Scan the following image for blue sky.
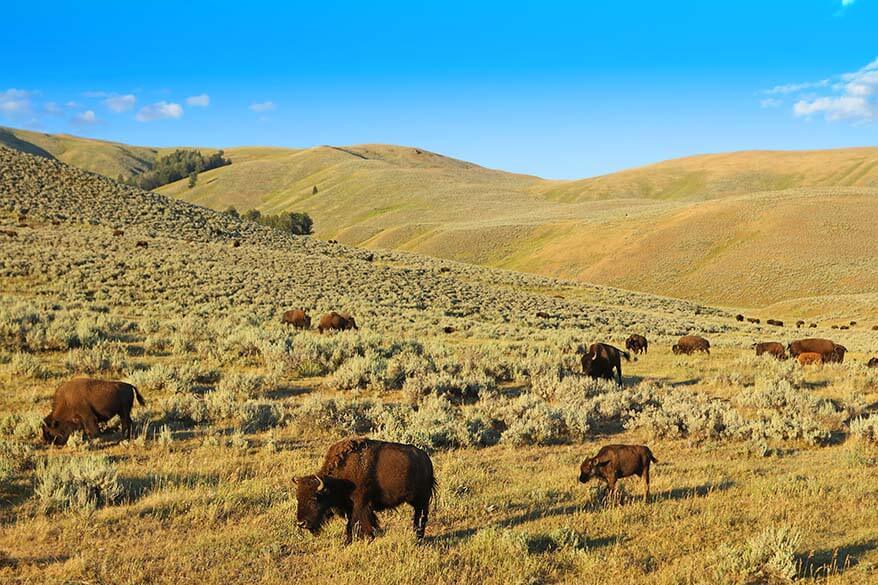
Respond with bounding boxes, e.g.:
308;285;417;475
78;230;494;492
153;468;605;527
2;0;877;178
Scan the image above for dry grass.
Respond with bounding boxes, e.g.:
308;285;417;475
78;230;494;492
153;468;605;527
1;147;877;583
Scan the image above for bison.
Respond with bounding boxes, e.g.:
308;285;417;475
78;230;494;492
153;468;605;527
579;444;658;503
281;309;311;330
135;240;149;249
672;335;710;355
753;342;786;360
747;317;761;324
788;338;845;363
735;314;745;322
317;311;358;333
867;357;878;368
581;342;630;386
766;319;784;327
42;378;146;445
293;438;436;543
625;334;648;355
796;320;805;329
112;229;125;237
797;352;823;366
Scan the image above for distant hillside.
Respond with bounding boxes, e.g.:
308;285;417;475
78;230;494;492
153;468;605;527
539;148;878;202
0;126;158;178
4;127;878;311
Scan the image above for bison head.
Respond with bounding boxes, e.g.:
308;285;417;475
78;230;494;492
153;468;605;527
348;317;358;330
578;457;606;483
293;475;341;534
41;415;79;446
672;344;682;355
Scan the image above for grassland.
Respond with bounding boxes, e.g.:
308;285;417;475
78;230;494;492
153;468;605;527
1;147;878;583
4;127;878;311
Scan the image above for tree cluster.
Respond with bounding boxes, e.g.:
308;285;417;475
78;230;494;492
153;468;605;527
126;149;231;190
225;207;314;236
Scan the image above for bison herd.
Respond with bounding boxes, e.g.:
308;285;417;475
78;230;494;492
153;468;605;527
31;311;878;545
281;309;358;333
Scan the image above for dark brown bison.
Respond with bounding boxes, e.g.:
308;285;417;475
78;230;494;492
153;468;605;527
112;229;125;237
317;311;358;333
753;342;786;360
796;320;805;328
535;311;552;319
672;335;710;355
0;229;17;237
797;352;823;366
579;444;658;503
293;438;436;543
625;334;648;355
442;325;456;334
135;240;149;249
766;319;784;327
581;343;630;385
867;357;878;368
735;314;745;322
281;309;311;329
42;378;146;445
747;317;761;324
232;240;241;248
810;323;818;328
788;338;845;363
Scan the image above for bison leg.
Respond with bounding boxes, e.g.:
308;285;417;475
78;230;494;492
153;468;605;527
642;467;650;503
351;497;378;540
615;363;623;386
412;502;429;539
119;411;133;439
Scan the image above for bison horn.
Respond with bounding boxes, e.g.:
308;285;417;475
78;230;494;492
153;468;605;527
315;475;325;492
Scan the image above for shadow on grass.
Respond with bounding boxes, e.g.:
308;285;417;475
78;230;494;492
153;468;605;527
121;470;221;504
0;551;70;569
654;479;736;502
799;540;878;578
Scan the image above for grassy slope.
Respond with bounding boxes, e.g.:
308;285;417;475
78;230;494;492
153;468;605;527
4;126;878;310
1;148;877;583
161;144;878;311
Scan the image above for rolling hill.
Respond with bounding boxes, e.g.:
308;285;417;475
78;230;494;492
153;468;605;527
3;126;877;312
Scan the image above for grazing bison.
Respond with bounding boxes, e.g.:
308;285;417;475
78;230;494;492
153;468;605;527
579;444;658;503
747;317;761;324
753;342;786;360
625;334;648;355
797;352;823;366
810;323;818;328
867;357;878;368
581;343;630;386
112;229;125;237
788;338;845;363
672;335;710;355
294;438;436;543
42;378;146;445
281;309;311;329
535;311;552;319
735;314;745;322
442;325;456;334
796;320;805;329
766;319;784;327
135;240;148;249
317;311;358;333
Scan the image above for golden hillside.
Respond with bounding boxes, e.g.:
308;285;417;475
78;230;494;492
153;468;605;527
4;127;877;310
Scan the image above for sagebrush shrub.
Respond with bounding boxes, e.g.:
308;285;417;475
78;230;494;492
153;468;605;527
35;455;123;511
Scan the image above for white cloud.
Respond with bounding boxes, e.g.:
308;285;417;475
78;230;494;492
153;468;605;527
842;0;856;6
43;102;63;115
760;98;782;109
104;94;136;112
249;101;276;112
764;57;878;122
71;110;100;126
135;101;183;122
82;90;110;98
761;80;829;96
186;94;210;107
0;88;34;118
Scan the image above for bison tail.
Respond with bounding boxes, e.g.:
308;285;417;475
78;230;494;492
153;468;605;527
649;451;658;464
133;386;147;406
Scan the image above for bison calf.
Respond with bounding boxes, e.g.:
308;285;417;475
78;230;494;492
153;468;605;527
579;444;658;503
797;352;823;366
43;378;146;445
294;438;435;544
